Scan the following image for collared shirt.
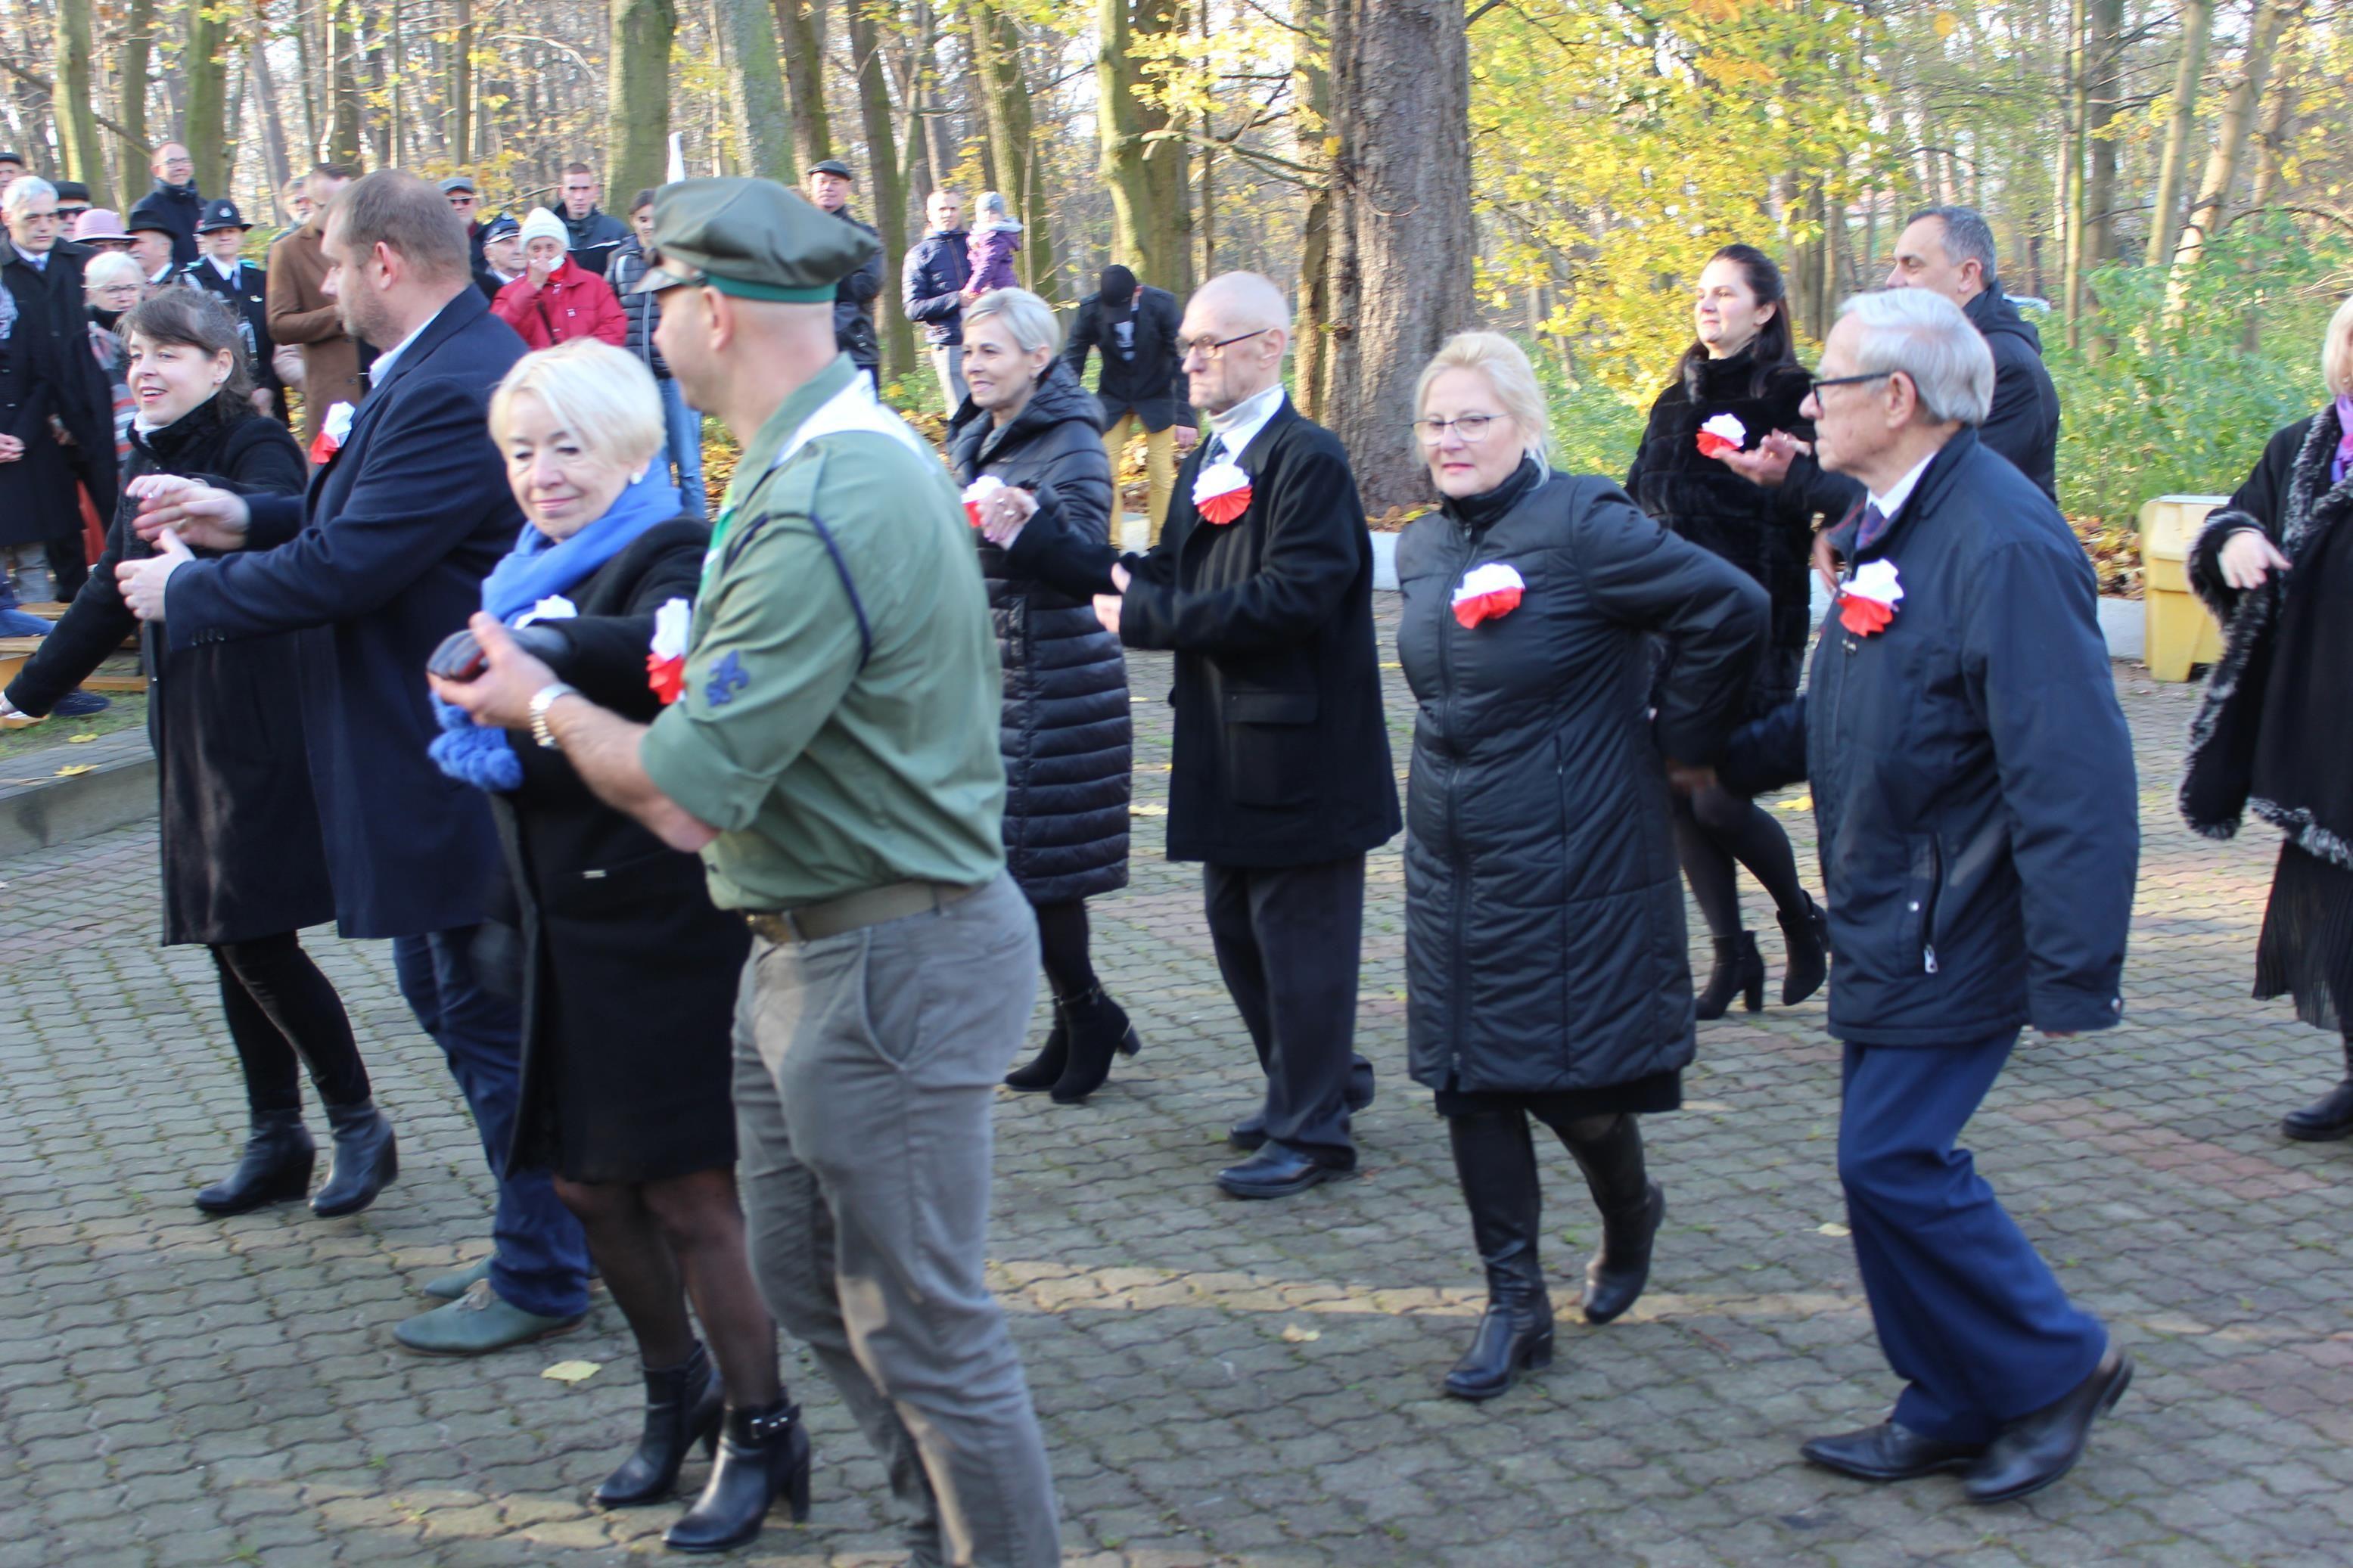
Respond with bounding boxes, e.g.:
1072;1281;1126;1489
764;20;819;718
1205;381;1284;461
204;254;240;282
14;244;47;271
639;352;1009;910
1867;449;1938;523
365;298;452;386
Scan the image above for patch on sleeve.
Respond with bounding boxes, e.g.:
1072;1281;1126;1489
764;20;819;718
703;650;750;708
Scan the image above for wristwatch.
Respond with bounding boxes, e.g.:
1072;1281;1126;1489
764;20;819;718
528;682;580;750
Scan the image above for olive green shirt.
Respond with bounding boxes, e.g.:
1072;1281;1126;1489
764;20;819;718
639;354;1007;908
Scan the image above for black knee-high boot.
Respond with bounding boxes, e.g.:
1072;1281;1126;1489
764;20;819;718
1443;1110;1555;1401
1559;1113;1665;1325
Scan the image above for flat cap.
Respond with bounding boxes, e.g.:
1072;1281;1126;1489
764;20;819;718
633;177;876;300
439;175;477;194
196;197;250;232
807;158;854;181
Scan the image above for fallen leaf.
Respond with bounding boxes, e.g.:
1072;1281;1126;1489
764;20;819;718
1130;803;1167;816
1817;1222;1851;1237
1280;1325;1321;1343
68;733;97;743
541;1359;602;1383
54;764;95;778
1776;794;1814;812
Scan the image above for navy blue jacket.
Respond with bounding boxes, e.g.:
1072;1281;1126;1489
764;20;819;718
1965;287;2060;501
1719;427;2136;1045
129;180;204;267
901;229;971;347
161;287;527;939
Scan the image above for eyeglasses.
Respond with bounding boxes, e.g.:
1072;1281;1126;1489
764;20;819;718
1176;328;1270;363
1807;370;1895;396
1413;413;1504;446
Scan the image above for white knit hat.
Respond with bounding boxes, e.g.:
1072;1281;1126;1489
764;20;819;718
519;206;570;254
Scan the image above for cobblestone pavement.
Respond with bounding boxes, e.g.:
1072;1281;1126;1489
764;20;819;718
5;605;2351;1568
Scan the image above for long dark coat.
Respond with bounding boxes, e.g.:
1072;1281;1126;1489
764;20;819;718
1720;428;2138;1046
1395;463;1767;1093
1624;347;1861;710
1008;399;1400;867
160;287;527;939
2181;408;2353;864
4;400;328;945
950;365;1132;905
484;520;750;1183
1;241;118;546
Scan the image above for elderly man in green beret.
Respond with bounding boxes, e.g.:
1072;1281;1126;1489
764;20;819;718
433;176;1060;1564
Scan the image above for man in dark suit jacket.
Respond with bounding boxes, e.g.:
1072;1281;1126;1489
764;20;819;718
116;171;591;1357
1061;265;1193;545
1;178;114;601
1711;287;2135;1505
1012;272;1400;1198
180;198;282;423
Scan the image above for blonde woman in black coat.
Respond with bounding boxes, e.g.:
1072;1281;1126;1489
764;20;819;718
2184;293;2353;1142
2;289;393;1219
1396;332;1765;1400
956;287;1139;1104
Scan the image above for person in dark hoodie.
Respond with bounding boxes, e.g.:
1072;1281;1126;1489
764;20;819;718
126;141;204;268
556;162;629;279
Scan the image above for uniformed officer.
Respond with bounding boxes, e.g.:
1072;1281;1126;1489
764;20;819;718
181;197;281;422
432;176;1061;1566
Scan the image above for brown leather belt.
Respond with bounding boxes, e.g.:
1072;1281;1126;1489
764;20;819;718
743;880;983;945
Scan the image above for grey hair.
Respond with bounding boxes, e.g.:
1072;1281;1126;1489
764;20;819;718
83;251;145;290
2;176;58;220
965;287;1061;357
1909;204;1999;287
1839;289;1994;426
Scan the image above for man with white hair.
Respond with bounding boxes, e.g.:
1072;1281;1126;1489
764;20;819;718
2;175;115;600
1700;287;2138;1504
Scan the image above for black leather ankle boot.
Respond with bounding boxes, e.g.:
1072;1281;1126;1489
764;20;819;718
312;1098;398;1218
195;1108;315;1215
664;1399;812;1552
1049;986;1142;1104
2283;1038;2353;1141
1003;1000;1070;1091
1565;1114;1665;1325
1696;931;1765;1020
595;1343;723;1507
1443;1110;1556;1401
1779;895;1829;1006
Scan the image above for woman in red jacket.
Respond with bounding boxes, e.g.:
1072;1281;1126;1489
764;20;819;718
492;207;626;350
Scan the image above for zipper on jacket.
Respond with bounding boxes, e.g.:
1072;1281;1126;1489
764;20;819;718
1920;836;1943;975
1440;519;1472;1073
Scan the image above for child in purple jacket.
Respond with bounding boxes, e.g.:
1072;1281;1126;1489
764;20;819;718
965;191;1024;297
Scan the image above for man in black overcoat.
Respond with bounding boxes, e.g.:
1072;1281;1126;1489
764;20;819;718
114;171;592;1356
126;141;204;269
2;176;114;601
1015;271;1400;1198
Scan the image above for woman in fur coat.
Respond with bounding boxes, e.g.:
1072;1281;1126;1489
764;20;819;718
2182;293;2353;1140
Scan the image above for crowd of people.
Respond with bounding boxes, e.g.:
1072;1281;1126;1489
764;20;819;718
4;128;2351;1562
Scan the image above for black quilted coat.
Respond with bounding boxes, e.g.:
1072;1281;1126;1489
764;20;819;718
1395;461;1767;1092
950;365;1132;904
1624;347;1861;713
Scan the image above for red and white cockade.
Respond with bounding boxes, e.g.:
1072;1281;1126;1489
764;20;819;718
1695;411;1748;459
1192;459;1253;525
1838;558;1904;636
1450;562;1526;629
308;400;355;464
646;596;692;704
962;474;1007;529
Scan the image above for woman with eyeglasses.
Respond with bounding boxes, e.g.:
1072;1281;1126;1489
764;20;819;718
1624;244;1855;1020
1396;331;1766;1400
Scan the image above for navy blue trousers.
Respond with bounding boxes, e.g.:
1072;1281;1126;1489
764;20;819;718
1839;1031;2107;1445
393;927;590;1319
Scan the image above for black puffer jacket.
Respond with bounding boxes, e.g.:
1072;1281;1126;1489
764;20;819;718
1396;461;1767;1092
950;364;1132;904
1720;428;2137;1047
608;237;670;378
1965;287;2060;501
1625;347;1861;710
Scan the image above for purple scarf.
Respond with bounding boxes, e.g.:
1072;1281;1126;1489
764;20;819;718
2334;393;2353;487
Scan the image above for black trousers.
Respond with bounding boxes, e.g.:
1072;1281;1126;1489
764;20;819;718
1202;854;1375;1166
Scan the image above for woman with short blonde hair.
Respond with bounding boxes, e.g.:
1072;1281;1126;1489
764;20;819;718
487;337;665;472
1393;329;1767;1401
2184;293;2353;1144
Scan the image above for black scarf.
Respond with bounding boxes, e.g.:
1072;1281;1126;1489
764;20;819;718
1441;454;1543;533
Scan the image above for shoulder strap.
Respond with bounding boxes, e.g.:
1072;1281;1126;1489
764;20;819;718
723;449;875;673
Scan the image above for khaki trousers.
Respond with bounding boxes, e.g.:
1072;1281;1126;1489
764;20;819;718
1102;413;1178;546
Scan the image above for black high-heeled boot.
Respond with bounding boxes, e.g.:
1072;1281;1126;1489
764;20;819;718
1442;1110;1555;1402
595;1343;723;1507
1563;1113;1665;1326
195;1108;315;1215
1049;986;1142;1104
1695;931;1765;1020
2283;1036;2353;1141
1780;896;1830;1006
664;1399;813;1553
312;1098;399;1218
1002;999;1069;1092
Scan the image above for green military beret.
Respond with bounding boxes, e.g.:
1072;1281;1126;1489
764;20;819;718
632;176;878;302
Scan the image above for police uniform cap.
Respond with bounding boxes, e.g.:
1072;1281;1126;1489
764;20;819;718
482;214;521;241
196;198;250;233
632;177;877;301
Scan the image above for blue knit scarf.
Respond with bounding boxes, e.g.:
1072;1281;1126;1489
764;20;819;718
430;469;682;792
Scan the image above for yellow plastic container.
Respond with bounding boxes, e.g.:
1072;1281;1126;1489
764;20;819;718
2139;494;2230;682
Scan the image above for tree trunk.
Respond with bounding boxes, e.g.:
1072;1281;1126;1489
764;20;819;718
1292;0;1333;424
251;33;292;202
117;0;156;203
328;0;364;166
2083;0;2122;269
452;0;474;164
608;0;674;203
2058;0;2087;343
711;0;793;178
2165;0;2300;312
1323;0;1472;516
52;0;112;208
847;0;915;383
773;0;831;174
1097;0;1185;288
968;2;1055;300
2143;0;2209;266
185;0;235;195
2243;17;2302;216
